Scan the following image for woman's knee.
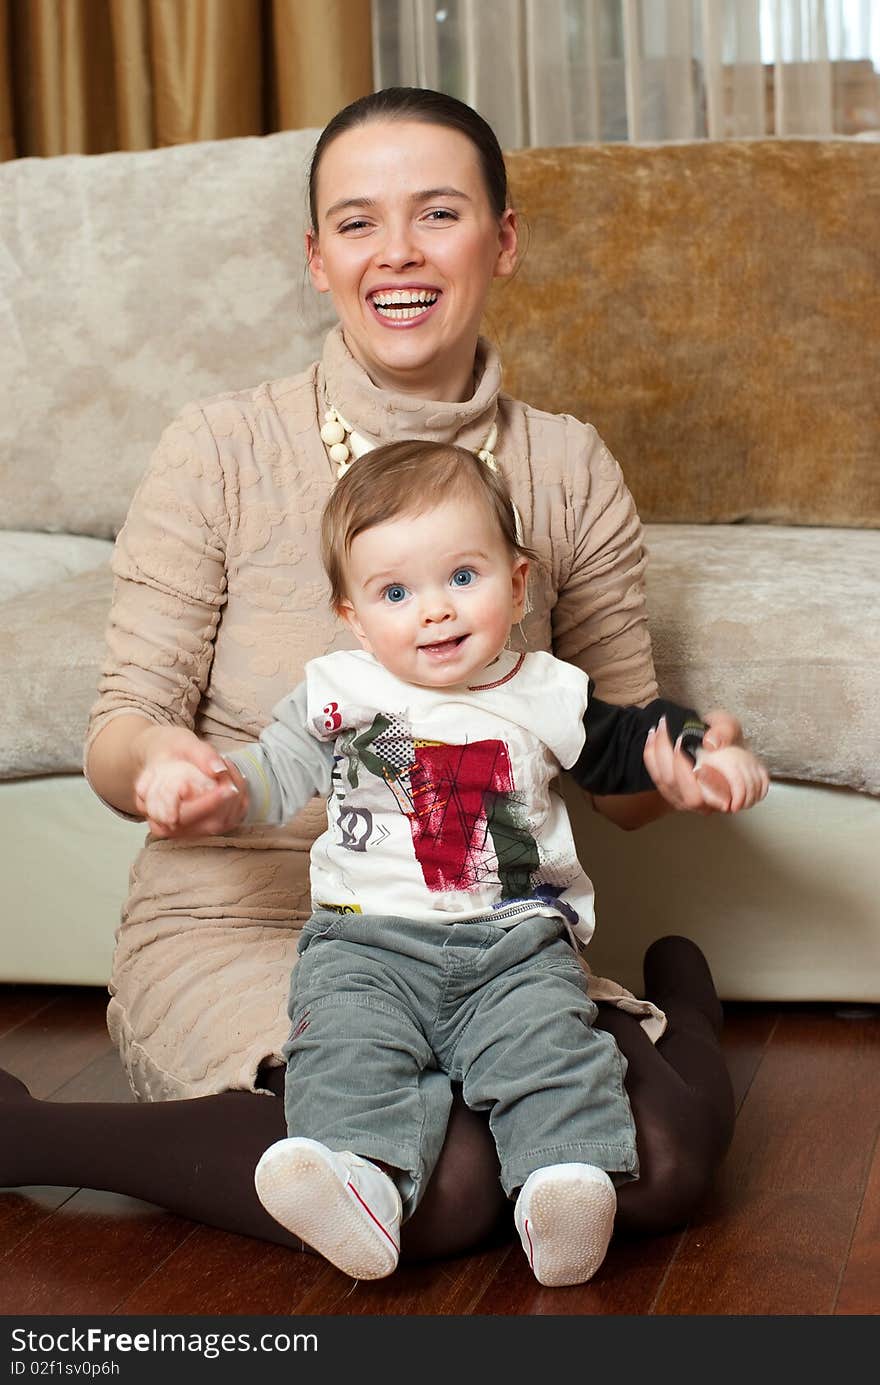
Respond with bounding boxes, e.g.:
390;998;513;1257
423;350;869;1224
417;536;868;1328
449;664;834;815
400;1091;508;1262
593;1004;733;1235
615;1108;722;1236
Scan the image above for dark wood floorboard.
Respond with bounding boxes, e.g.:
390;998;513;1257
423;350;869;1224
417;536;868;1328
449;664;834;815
117;1226;329;1316
0;1190;195;1314
1;987;877;1315
471;1224;685;1315
718;1004;778;1110
296;1243;518;1315
52;1048;136;1103
0;987;61;1036
835;1129;880;1315
0;1187;78;1260
0;988;114;1098
653;1009;880;1314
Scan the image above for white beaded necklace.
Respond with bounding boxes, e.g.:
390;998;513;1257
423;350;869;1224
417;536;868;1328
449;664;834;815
320;406;500;480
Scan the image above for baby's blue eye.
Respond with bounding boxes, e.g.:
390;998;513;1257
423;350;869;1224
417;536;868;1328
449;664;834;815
384;584;408;604
451;568;475;587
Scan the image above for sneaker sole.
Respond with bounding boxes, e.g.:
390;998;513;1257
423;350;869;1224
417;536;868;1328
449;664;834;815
254;1143;399;1280
521;1172;616;1286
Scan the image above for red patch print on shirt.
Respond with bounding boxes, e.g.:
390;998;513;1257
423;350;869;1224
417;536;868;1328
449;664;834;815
408;739;514;892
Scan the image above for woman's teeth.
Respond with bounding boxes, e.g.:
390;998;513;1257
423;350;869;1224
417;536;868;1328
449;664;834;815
371;290;438;320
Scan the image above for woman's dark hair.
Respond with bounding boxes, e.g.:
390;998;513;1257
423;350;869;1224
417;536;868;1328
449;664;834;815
308;87;509;230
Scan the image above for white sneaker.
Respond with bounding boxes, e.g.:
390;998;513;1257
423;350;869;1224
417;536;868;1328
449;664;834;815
254;1137;402;1279
514;1163;617;1286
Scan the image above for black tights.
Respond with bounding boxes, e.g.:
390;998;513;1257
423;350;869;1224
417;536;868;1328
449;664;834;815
0;937;734;1259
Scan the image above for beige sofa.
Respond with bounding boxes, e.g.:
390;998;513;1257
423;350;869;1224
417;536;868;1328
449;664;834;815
1;132;878;999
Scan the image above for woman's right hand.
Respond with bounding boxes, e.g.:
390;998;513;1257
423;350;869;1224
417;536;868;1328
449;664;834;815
131;725;248;838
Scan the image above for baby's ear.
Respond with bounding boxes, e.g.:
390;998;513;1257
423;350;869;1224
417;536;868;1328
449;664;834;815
511;556;530;621
337;599;372;653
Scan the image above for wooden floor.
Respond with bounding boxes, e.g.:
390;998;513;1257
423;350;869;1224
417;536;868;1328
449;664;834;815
1;984;878;1316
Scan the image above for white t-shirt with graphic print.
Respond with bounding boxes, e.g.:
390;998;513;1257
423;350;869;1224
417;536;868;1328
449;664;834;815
231;647;597;946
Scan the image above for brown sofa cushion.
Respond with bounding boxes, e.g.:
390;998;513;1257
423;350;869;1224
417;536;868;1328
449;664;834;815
490;140;880;528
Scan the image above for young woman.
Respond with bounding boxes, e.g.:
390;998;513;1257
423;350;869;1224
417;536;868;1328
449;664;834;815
1;88;738;1258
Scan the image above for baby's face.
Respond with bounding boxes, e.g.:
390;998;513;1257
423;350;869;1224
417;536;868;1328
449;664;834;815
338;497;528;689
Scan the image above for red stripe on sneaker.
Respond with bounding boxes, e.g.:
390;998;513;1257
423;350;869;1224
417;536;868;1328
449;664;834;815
347;1180;399;1251
524;1218;535;1268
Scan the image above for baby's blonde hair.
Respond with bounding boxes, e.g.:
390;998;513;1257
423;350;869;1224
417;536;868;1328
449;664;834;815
321;439;536;612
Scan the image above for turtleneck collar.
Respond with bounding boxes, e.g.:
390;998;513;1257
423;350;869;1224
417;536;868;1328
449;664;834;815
317;323;503;454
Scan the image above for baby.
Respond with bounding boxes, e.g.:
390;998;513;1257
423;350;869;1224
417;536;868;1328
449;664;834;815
136;439;768;1285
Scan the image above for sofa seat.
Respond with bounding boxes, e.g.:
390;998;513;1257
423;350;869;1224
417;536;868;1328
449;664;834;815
0;559;113;778
0;530;112;602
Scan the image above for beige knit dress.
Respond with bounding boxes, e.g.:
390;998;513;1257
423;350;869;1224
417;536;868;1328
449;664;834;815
86;326;661;1102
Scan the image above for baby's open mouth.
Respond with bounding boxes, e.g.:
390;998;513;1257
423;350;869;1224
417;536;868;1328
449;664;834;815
420;635;467;653
369;289;439;321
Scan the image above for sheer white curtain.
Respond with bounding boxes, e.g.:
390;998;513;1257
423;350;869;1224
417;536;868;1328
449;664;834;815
372;0;880;145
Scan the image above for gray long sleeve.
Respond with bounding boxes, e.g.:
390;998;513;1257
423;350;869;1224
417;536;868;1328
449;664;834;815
225;682;333;826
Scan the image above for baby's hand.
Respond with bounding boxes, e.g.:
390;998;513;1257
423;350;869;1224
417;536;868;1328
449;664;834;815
131;726;248;837
135;758;247;837
693;744;769;813
135;759;221;831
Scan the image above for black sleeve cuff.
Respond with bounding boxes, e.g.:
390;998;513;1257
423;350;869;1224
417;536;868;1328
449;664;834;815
568;685;707;795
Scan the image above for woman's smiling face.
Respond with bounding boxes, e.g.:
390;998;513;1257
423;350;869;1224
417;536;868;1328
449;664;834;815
306;119;517;403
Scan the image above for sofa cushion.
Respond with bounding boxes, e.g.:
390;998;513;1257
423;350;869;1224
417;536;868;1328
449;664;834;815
645;523;880;796
0;531;113;603
0;129;338;541
492;139;880;528
0;564;114;779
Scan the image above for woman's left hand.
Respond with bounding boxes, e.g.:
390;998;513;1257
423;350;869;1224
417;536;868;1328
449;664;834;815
642;707;744;815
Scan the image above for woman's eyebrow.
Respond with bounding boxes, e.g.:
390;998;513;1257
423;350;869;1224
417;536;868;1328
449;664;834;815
414;187;471;203
323;196;378;219
324;188;472;220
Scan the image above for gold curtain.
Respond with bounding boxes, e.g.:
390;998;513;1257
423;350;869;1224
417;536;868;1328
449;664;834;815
1;0;374;159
